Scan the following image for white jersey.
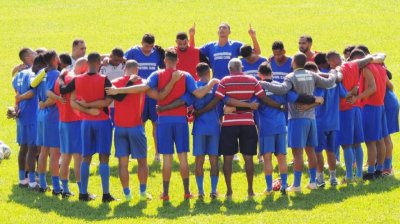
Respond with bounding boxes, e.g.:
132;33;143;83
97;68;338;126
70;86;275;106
99;63;125;108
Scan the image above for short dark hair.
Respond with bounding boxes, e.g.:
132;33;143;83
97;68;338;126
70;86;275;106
142;33;155;45
43;50;57;65
304;61;319;72
59;53;72;66
19;48;31;62
272;41;284;50
314;53;327;66
111;48;124;58
164;47;178;61
300;35;313;43
33;54;46;67
176;32;188;40
72;39;85;48
356;45;370;54
240;45;252;58
196;63;210;76
343;45;356;55
326;51;341;60
258;62;272;75
87;52;101;63
293;52;307;68
349;49;365;60
35;48;47;54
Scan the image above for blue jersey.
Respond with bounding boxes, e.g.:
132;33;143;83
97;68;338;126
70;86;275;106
384;89;399;110
37;69;60;122
12;69;38;125
270;56;293;83
315;83;347;131
200;41;243;80
182;81;220;135
124;46;165;79
241;57;267;79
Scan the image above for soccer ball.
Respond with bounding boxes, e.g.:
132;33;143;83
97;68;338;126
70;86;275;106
0;150;3;164
2;145;11;159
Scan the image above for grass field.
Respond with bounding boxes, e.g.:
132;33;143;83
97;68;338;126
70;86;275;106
1;0;400;223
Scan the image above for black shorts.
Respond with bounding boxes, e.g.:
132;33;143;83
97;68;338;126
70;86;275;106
219;125;258;156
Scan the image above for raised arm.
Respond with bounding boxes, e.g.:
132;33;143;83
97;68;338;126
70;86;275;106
248;24;261;55
189;23;195;47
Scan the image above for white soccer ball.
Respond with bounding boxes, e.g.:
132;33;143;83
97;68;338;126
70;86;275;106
0;150;4;163
2;145;11;159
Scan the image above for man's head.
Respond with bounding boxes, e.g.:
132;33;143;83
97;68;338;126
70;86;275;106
59;53;72;70
19;48;36;66
272;41;286;62
292;52;307;69
257;62;272;81
87;52;101;73
356;44;370;55
314;53;330;70
228;58;243;73
343;45;355;60
72;39;86;59
43;50;59;68
141;33;155;55
124;60;139;75
304;61;319;73
32;54;46;73
240;44;253;59
196;62;211;80
218;23;231;39
73;57;88;75
349;49;365;61
176;32;189;51
164;47;178;68
326;51;342;69
298;35;312;53
35;48;47;55
109;48;125;66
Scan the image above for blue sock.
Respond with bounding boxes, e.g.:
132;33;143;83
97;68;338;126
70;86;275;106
19;170;25;181
354;145;364;178
28;171;36;184
368;165;375;173
293;170;302;187
343;147;354;179
195;176;204;194
123;187;130;196
265;175;272;191
99;163;110;194
61;179;70;193
309;168;317;183
77;181;82;193
384;157;392;170
80;161;90;194
376;164;383;172
280;173;288;188
39;173;47;189
140;184;146;194
52;176;61;193
211;175;218;194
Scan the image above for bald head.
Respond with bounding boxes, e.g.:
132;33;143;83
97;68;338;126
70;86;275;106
228;58;243;73
73;57;88;75
125;59;139;75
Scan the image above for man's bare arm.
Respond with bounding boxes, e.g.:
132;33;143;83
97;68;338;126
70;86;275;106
192;79;219;99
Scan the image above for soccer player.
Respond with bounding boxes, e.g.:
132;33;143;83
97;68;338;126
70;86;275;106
36;50;62;194
260;53;339;192
343;45;356;61
125;33;165;162
11;48;36;76
298;35;317;62
71;39;86;66
346;50;388;180
326;50;385;182
59;53;72;71
314;53;331;73
176;24;209;80
269;41;293;83
240;44;267;78
106;48;218;200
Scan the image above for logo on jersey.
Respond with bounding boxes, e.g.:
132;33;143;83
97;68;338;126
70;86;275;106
214;52;232;60
138;63;157;71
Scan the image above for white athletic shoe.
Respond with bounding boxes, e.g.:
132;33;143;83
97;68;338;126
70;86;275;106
307;183;317;190
286;185;302;193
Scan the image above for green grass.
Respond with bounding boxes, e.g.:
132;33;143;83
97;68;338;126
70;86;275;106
1;0;400;223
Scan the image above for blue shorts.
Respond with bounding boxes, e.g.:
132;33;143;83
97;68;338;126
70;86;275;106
339;107;364;145
59;121;82;154
288;118;317;148
253;111;259;127
385;106;399;134
81;120;112;157
142;98;158;122
36;120;44;146
157;122;189;154
259;133;287;155
362;105;388;142
316;130;337;153
114;125;147;159
39;120;60;148
17;122;36;146
193;134;219;156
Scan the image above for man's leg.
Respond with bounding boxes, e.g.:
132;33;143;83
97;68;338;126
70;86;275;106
177;152;191;197
209;155;219;196
137;158;149;197
118;156;131;200
195;155;205;196
305;146;317;187
50;147;61;194
376;138;386;176
18;144;28;186
27;145;39;188
243;155;255;197
72;153;82;193
342;144;354;182
292;148;304;188
152;121;159;161
263;153;273;193
162;154;173;198
99;154;114;202
277;154;288;191
383;135;393;174
223;155;234;197
365;141;377;179
326;150;337;185
60;154;72;195
37;146;50;191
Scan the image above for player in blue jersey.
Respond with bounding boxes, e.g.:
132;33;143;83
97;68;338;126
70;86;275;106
269;41;293;83
240;45;267;79
125;33;165;162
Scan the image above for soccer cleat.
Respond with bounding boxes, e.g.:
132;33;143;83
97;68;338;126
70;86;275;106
280;186;287;195
79;193;96;201
125;193;133;202
160;194;170;201
52;190;63;196
184;193;194;200
139;192;153;201
102;193;116;203
316;179;326;188
37;186;51;193
382;168;394;177
286;185;301;193
62;191;74;198
210;192;218;199
362;173;375;181
330;178;338;187
307;183;317;190
198;193;205;200
374;170;383;179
